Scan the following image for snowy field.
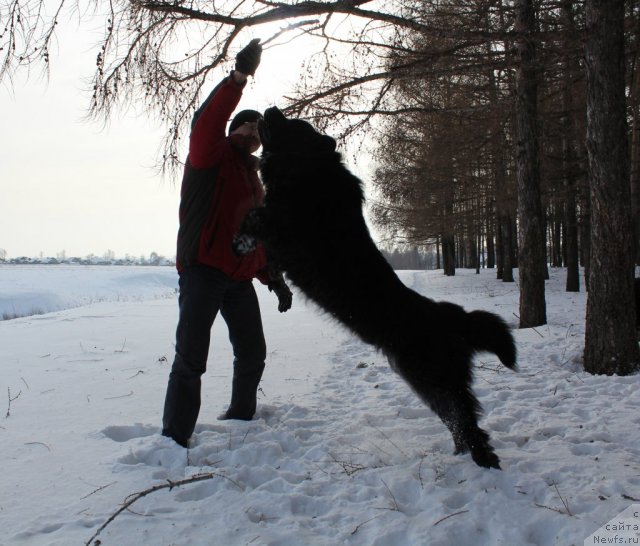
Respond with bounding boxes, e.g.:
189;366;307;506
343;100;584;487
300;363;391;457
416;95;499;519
1;265;639;546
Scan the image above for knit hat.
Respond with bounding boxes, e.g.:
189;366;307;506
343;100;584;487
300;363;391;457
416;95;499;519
228;109;263;135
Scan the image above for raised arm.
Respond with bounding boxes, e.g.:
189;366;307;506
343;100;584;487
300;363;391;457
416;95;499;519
189;39;262;168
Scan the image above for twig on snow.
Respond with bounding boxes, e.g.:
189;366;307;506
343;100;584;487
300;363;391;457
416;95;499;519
369;422;408;457
24;441;52;451
380;479;400;512
81;481;117;500
6;387;21;418
329;452;367;476
534;503;569;516
67;359;104;363
104;391;134;400
418;453;427;489
476;361;506;374
351;514;384;535
554;484;573;516
534;484;573;517
433;510;470;527
85;472;241;545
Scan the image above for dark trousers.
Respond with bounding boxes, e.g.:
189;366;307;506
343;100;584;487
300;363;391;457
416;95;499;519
162;266;266;447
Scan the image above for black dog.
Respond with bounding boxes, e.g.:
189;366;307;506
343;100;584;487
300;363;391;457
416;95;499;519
234;107;517;469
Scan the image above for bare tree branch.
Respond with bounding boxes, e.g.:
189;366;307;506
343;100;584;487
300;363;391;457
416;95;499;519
0;0;517;175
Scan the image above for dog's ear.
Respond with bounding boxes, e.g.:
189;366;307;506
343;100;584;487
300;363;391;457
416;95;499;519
264;106;287;126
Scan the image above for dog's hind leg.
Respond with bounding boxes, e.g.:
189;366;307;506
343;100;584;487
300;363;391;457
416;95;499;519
427;387;501;469
389;353;501;469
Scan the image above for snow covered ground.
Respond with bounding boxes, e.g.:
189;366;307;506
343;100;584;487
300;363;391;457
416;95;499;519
1;265;639;546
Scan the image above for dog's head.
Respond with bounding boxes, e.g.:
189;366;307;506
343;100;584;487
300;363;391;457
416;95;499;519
259;107;337;156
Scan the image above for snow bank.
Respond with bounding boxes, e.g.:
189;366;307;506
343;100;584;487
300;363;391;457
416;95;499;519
0;265;177;319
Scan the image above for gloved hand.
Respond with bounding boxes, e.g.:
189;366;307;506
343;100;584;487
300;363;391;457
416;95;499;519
269;274;293;313
235;38;262;76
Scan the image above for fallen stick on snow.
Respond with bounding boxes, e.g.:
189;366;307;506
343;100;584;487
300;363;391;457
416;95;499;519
85;471;241;545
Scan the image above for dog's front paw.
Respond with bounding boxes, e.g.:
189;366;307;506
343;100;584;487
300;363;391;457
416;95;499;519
232;233;257;255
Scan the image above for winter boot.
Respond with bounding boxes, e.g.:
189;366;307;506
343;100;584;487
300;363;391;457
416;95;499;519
219;362;264;420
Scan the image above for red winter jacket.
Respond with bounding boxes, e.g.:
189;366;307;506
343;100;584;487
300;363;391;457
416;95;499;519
176;74;268;283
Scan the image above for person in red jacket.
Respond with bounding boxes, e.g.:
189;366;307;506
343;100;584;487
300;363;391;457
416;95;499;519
162;39;292;448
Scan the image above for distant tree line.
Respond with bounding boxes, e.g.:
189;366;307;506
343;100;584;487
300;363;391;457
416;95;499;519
0;252;174;266
5;247;442;271
380;247;435;270
380;244;502;271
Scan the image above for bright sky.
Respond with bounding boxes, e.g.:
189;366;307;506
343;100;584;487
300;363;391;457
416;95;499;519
0;19;314;260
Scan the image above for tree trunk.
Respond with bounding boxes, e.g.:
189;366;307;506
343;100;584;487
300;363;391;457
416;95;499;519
629;6;640;264
486;211;496;269
564;181;580;291
496;212;504;279
502;214;515;282
514;0;547;327
551;203;563;268
583;0;639;375
442;233;456;276
580;182;591;290
561;0;580;293
476;228;481;274
493;126;514;283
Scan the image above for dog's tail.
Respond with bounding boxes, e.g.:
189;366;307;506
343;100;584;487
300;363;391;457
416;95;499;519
466;309;517;370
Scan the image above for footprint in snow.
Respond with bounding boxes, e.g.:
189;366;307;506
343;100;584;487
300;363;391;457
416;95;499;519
101;423;159;442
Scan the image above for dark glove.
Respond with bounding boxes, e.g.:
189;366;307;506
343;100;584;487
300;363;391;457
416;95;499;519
235;38;262;76
269;274;293;313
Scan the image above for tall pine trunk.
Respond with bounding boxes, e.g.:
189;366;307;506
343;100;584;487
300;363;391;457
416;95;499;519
561;0;580;292
514;0;547;327
486;211;496;269
442;233;456;276
491;2;515;283
629;7;640;264
583;0;639;375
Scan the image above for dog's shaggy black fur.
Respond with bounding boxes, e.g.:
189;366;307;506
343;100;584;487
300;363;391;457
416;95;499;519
235;107;517;469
